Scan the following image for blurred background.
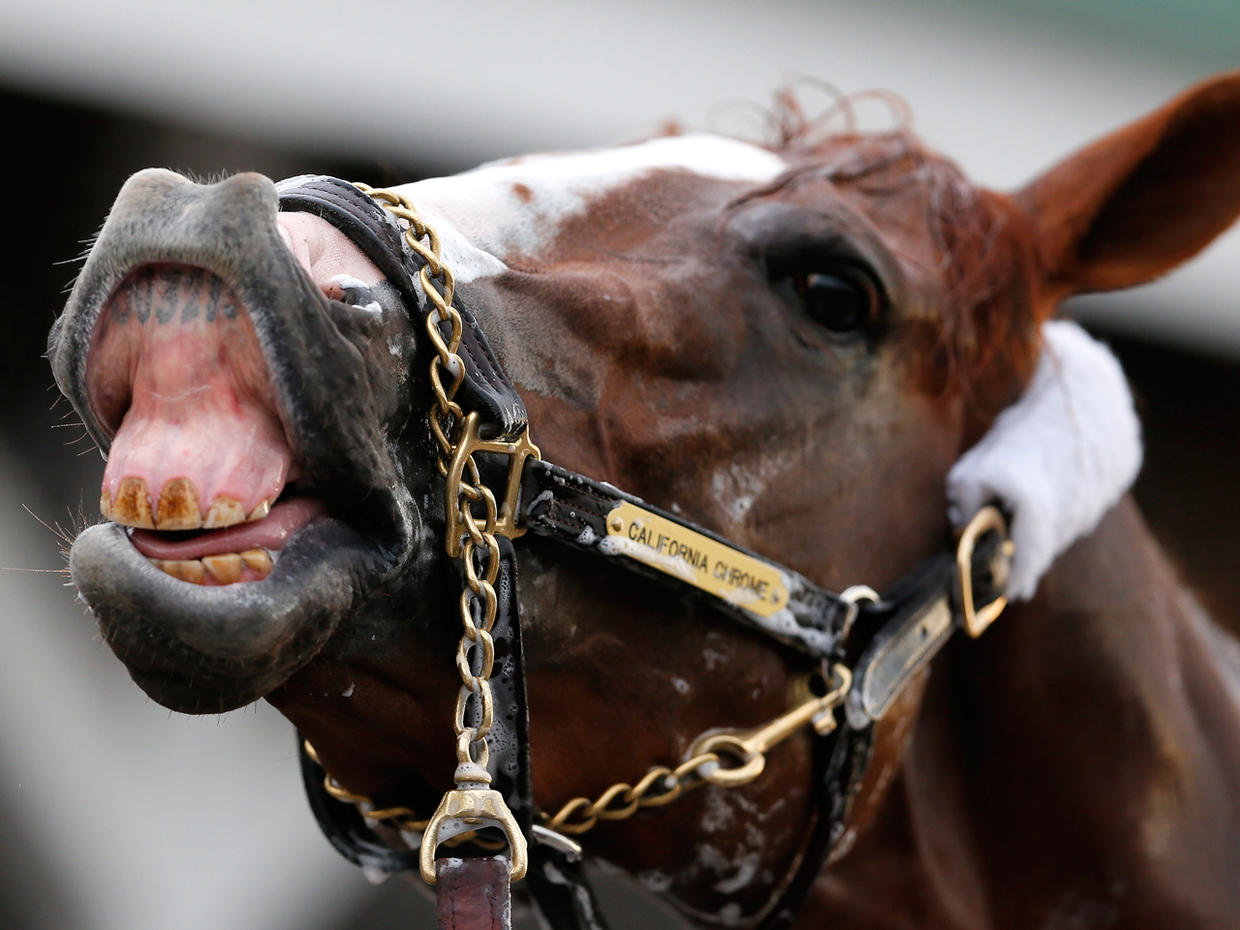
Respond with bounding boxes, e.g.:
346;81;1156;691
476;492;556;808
1;1;1236;927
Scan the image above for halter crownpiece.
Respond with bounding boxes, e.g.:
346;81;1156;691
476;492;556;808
277;175;1141;929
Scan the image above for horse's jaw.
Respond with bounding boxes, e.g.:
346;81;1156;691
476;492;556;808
50;169;423;714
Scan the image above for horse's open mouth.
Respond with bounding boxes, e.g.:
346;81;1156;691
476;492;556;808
51;169;419;714
89;263;320;586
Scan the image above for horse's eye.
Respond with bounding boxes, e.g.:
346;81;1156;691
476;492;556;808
794;271;880;334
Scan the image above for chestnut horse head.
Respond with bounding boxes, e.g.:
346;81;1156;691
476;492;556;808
50;73;1240;927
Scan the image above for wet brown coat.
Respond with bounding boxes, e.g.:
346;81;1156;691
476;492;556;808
263;75;1240;927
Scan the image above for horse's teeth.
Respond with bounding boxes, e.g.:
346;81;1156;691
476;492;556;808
204;496;246;529
241;548;273;577
149;550;272;584
156;558;205;584
103;482;266;530
203;553;243;584
112;476;155;528
155;477;202;530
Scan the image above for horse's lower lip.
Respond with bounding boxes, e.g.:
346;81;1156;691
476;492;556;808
68;515;397;713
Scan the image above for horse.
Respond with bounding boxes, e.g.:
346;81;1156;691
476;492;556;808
48;72;1240;928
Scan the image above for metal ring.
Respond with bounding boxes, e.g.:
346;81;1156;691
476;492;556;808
838;584;880;645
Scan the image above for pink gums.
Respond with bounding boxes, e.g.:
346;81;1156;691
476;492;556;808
91;265;292;522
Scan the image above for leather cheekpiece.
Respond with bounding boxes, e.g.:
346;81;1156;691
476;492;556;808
276;175;528;441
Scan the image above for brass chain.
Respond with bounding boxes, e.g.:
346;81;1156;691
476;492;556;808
354;183;502;776
544;750;723;835
304;740;722;839
304;664;852;841
303;741;508;850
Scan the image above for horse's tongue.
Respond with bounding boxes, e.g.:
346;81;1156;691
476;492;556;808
95;266;292;531
128;498;327;560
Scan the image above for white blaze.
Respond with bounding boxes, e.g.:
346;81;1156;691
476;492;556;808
389;134;788;282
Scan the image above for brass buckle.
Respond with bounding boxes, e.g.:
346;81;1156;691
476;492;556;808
956;505;1014;638
444;412;541;558
419;784;529;884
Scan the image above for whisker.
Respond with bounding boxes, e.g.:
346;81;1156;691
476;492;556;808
22;503;91;552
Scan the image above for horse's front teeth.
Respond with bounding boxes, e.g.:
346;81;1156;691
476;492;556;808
155;477;201;530
203;553;243;584
111;476;155;528
241;549;273;576
105;478;275;530
155;558;206;584
150;549;273;584
204;496;246;529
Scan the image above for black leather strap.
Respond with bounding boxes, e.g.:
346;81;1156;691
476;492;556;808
488;536;610;928
759;722;874;930
275;175;418;302
275;175;527;441
278;175;537;918
847;532;1007;730
279;175;613;928
760;533;1008;925
526;843;611;930
474;537;531;823
520;459;852;659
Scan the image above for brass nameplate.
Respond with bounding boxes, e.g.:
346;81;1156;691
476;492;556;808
604;501;788;618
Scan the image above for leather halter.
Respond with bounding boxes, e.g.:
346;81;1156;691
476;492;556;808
278;175;1013;929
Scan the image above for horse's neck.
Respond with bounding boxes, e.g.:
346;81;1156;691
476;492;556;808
802;496;1240;930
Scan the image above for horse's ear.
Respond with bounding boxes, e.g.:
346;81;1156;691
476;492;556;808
1015;71;1240;301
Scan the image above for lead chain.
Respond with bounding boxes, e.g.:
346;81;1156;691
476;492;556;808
354;183;500;775
544;750;723;835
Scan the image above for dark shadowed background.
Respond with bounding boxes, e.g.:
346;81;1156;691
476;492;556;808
1;1;1237;928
